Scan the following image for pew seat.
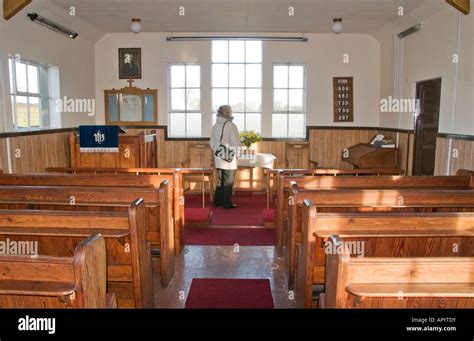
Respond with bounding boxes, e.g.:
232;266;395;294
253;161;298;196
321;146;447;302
322;236;474;308
346;283;474;298
0;234;115;308
0;200;154;308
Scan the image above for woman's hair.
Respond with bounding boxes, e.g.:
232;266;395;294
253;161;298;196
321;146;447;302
217;105;233;119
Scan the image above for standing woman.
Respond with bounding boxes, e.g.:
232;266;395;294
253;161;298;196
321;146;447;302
210;105;241;209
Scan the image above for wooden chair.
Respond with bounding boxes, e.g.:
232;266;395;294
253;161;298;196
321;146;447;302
285;142;318;169
321;235;474;308
0;234;117;308
180;143;214;207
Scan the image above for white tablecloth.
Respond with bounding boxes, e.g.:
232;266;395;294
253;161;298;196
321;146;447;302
237;153;276;169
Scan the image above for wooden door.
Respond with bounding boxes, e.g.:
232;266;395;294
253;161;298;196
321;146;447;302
414;78;441;175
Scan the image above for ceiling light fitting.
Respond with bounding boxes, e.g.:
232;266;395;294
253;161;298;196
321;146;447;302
130;18;142;33
27;12;78;39
332;18;343;34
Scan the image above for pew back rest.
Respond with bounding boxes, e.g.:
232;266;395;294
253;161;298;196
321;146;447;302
285;175;472;190
0;234;107;308
325;235;474;308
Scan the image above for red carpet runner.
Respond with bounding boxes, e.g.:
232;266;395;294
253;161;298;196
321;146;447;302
185;278;274;308
185;194;269;226
185;227;275;246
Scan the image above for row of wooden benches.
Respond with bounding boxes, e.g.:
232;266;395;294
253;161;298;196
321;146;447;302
268;168;474;308
0;169;189;308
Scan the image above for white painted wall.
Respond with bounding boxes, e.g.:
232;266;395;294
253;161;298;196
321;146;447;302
95;32;380;137
375;7;473;135
0;8;96;132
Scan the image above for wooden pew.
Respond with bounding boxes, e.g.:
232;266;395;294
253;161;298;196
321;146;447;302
288;187;474;290
456;169;474;187
43;169;184;254
297;202;474;308
0;202;153;308
0;234;117;308
0;184;173;288
275;174;473;256
0;172;184;256
47;166;213;210
265;168;404;209
321;235;474;308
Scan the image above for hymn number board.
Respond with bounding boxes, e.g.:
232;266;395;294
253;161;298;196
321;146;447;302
333;77;354;122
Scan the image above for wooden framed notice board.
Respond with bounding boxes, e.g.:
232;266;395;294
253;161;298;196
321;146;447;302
333;77;353;122
104;81;158;126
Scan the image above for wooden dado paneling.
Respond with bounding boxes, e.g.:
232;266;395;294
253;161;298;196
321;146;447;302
435;137;474;175
0;132;70;173
0;127;424;185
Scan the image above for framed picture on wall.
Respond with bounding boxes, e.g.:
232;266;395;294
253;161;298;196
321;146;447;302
118;48;142;79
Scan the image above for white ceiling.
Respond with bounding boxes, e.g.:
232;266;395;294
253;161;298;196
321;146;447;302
41;0;446;37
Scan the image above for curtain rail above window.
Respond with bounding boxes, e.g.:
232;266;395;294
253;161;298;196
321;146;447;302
167;36;308;42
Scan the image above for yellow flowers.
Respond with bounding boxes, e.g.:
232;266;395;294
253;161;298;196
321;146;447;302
240;130;262;148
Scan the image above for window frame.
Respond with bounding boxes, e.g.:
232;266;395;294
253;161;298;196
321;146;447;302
9;57;51;130
272;62;307;138
168;62;202;138
211;40;263;133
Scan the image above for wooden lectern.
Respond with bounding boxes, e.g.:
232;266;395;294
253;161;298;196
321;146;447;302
69;131;157;168
343;143;399;169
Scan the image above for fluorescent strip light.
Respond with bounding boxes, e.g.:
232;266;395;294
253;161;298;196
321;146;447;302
167;36;308;42
27;13;78;39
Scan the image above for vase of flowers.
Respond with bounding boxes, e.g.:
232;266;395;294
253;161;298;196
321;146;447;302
240;130;262;156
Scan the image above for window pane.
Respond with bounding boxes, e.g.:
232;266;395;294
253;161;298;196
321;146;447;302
212;41;228;63
274;89;288;111
289;89;304;111
40;97;50;127
273;65;288;88
289;65;304;88
186;89;201;111
170;65;185;88
246;64;261;87
29;97;40;127
232;113;245;132
246;89;261;112
272;114;288;137
246;113;261;133
229;41;245;63
171;89;186;111
169;113;186;137
229;89;245;112
186;113;202;137
15;96;28;128
229;64;245;87
27;65;39;94
288;114;305;137
15;62;27;92
246;41;262;63
212;64;228;87
212;89;228;111
186;65;200;88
